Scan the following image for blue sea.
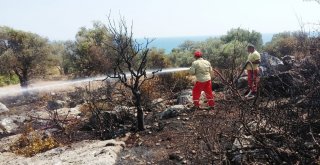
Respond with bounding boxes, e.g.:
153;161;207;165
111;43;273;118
137;34;273;53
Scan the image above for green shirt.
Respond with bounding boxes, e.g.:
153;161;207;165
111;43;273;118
189;58;212;82
246;50;261;70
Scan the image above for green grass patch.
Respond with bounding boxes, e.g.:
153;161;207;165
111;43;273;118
0;74;19;87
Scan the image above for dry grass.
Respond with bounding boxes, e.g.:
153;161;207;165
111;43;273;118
9;124;60;157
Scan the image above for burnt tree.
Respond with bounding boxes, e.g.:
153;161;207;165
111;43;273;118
105;16;158;131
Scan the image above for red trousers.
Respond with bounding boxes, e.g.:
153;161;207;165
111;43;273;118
247;69;259;92
192;80;214;107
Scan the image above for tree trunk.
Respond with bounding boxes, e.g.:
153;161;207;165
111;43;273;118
15;69;29;88
133;90;144;131
20;76;28;88
20;69;29;88
14;69;29;96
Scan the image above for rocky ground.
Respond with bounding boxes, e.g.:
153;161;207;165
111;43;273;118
0;137;125;165
0;80;239;165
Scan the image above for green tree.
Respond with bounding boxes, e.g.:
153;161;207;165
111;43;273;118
47;41;67;76
179;40;196;51
264;32;297;57
214;40;247;69
69;22;113;76
196;38;223;67
187;37;247;69
147;48;171;69
0;26;51;88
168;50;194;67
221;28;263;50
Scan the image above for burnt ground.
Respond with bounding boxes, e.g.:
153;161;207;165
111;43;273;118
115;100;242;165
1;88;242;164
1;84;320;164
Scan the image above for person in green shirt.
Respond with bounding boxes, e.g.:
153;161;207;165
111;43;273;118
245;44;261;98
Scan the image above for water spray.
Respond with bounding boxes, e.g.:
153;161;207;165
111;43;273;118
152;67;189;74
0;67;189;98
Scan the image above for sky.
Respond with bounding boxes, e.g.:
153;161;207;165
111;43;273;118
0;0;319;41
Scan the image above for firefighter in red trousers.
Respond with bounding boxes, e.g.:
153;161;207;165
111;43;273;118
245;44;261;98
189;50;215;110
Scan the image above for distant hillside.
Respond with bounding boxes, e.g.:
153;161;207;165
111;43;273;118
137;33;274;53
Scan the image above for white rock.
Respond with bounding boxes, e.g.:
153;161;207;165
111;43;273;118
0;139;125;165
8;115;28;123
0;102;9;113
151;98;164;105
31;105;82;120
232;135;255;149
0;118;19;133
169;105;185;110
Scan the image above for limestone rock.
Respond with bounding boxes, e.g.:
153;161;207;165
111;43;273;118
0;102;9;113
0;118;19;133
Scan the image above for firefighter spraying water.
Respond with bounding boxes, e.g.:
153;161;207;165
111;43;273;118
189;50;215;111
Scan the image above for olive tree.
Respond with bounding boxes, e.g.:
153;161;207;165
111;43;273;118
0;26;51;88
263;32;297;57
168;50;194;67
65;22;113;77
48;41;69;75
221;28;263;50
147;48;171;69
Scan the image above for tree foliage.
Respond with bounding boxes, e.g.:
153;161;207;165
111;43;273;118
265;32;298;57
146;48;171;69
47;41;67;76
0;26;51;87
221;28;263;50
168;49;194;67
178;40;196;51
169;28;262;70
195;38;246;69
65;22;113;76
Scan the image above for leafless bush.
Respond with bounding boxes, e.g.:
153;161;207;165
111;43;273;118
139;71;191;112
26;92;84;141
77;81;137;140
